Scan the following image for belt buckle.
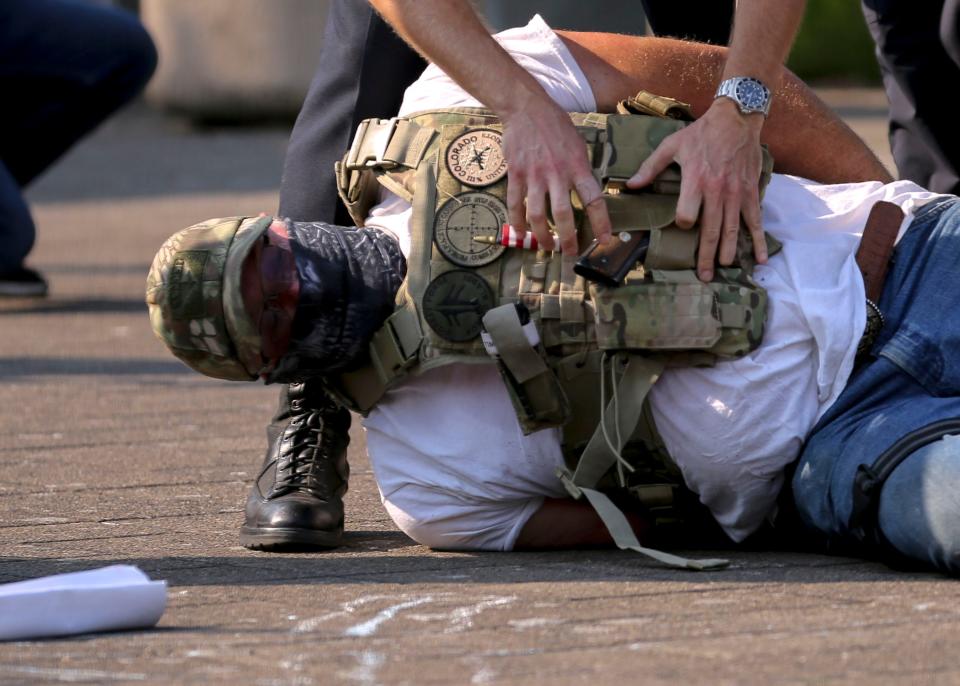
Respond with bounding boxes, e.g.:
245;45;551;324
345;117;399;170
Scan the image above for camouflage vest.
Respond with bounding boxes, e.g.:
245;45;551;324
333;93;777;570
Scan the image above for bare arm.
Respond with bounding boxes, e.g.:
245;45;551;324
630;0;807;281
514;497;651;549
368;0;612;254
559;32;891;184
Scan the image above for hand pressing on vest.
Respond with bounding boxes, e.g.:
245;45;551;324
367;0;613;255
627;99;768;282
501;90;612;254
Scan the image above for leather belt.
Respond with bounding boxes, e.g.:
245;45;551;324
856;200;904;302
855;200;905;359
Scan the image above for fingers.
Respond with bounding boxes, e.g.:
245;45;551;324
695;187;768;280
574;176;612;246
628;134;678;190
525;181;553;251
550;178;578;254
672;163;768;281
507;176;528;237
741;191;767;265
507;163;608;255
696;186;720;283
695;185;767;281
500;101;615;255
674;175;704;232
533;171;611;254
718;194;742;267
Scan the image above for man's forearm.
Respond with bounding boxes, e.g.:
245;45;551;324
627;0;808;281
368;0;551;116
711;0;807;138
367;0;615;252
723;0;806;85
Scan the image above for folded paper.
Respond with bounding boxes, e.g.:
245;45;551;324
0;565;167;641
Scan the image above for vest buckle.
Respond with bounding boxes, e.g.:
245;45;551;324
345;117;400;170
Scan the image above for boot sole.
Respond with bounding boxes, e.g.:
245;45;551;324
239;526;343;551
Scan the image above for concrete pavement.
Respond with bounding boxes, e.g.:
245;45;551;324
2;92;959;685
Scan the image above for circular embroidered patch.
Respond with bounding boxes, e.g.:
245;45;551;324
422;269;496;342
434;191;507;267
445;129;508;187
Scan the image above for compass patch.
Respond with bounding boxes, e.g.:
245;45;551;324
434;191;507;267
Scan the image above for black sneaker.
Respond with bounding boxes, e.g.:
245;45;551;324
0;266;48;297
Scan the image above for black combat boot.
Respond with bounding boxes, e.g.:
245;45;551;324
240;381;350;550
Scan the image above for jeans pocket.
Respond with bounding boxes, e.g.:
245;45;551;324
879;324;958;396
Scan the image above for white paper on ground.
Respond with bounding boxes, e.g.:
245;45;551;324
0;565;167;641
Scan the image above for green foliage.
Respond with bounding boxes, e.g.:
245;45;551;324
787;0;881;84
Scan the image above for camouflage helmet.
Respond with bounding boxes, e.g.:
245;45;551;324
146;215;271;381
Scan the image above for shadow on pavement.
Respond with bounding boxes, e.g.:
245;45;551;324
0;298;147;316
0;357;189;376
2;534;940;586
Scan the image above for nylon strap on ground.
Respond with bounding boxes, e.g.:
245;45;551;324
580;487;729;570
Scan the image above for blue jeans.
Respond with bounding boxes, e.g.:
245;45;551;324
794;198;960;575
0;0;156;271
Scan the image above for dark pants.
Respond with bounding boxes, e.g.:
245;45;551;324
0;0;157;271
863;0;960;194
278;0;427;224
278;0;734;224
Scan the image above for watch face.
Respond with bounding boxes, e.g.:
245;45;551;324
735;79;768;111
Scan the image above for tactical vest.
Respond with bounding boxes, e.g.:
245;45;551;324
333;93;777;570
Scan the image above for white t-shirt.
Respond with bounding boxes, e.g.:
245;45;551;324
361;16;948;550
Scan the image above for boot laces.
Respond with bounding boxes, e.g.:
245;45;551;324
274;407;337;498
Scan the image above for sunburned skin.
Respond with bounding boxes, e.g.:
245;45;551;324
240;218;300;379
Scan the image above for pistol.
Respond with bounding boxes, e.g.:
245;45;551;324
574;231;650;287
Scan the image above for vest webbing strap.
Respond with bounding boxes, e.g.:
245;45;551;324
559;258;587;326
481;305;547;383
557;353;729;571
369;308;421;384
580;487;729;570
571;354;664;488
407;159;437;304
339;157;438;410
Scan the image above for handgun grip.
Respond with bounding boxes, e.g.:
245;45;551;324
574;231;650;287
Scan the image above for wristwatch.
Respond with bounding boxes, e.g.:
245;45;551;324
715;76;772;117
